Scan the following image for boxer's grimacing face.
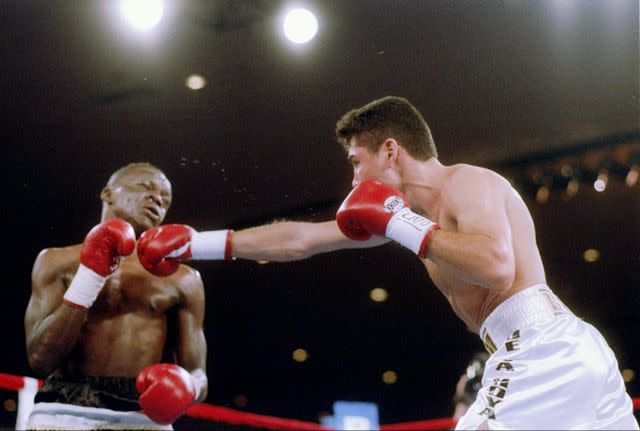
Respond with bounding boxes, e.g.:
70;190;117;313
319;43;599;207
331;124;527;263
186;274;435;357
103;167;172;234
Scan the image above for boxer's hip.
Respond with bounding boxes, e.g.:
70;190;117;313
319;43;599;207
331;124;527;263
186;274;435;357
26;402;173;430
27;371;174;430
34;370;139;411
478;284;571;354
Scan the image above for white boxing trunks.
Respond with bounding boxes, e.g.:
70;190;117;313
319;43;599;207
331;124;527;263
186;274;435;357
26;402;174;430
456;284;639;430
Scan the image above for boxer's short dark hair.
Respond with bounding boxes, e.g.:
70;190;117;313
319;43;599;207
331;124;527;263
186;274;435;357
335;96;437;160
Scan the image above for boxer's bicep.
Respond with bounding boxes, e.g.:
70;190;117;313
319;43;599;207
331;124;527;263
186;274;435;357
25;249;67;343
446;173;515;287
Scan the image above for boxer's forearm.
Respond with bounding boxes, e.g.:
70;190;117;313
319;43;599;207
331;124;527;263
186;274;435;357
232;220;385;261
26;306;86;376
424;229;515;291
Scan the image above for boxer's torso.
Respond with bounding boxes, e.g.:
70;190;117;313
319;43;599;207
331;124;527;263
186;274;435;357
420;165;547;333
53;245;186;377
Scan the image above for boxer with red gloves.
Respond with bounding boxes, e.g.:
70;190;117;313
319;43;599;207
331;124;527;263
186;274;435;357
132;97;637;429
336;179;440;257
25;163;209;430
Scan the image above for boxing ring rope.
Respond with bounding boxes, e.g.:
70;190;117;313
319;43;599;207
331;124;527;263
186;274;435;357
1;372;638;430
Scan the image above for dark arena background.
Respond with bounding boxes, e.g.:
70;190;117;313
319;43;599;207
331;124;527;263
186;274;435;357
2;0;639;429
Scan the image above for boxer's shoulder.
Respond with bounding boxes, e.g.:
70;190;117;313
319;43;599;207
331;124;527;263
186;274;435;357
33;244;82;284
447;164;508;188
442;165;512;210
160;263;204;299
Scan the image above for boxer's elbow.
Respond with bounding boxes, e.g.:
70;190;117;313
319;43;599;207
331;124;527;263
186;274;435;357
485;242;515;291
26;333;65;376
27;349;57;377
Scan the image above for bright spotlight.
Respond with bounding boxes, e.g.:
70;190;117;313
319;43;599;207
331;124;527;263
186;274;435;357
283;8;318;44
121;0;164;31
185;74;206;90
593;170;608;192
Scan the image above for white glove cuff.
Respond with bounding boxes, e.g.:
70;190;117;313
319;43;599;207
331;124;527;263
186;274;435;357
386;207;439;255
190;369;207;402
190;230;233;260
63;264;107;309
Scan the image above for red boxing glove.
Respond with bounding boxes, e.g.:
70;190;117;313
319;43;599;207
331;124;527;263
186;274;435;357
63;219;135;309
80;218;136;276
137;225;193;277
138;225;233;277
336;180;440;257
136;364;199;425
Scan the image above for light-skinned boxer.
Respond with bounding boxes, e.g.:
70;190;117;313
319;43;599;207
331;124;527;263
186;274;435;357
138;97;638;430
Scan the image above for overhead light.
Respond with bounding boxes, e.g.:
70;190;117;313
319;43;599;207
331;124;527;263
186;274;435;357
626;164;639;187
593;169;608;192
370;287;388;303
120;0;164;31
185;74;206;90
283;8;318;44
560;165;580;199
382;370;397;384
583;249;600;263
535;185;550;204
292;348;308;363
621;369;636;383
564;178;579;198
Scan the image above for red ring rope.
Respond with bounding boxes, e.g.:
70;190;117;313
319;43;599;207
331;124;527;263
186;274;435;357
0;372;636;430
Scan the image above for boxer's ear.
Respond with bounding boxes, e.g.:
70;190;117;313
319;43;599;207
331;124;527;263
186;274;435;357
382;138;399;162
101;187;113;204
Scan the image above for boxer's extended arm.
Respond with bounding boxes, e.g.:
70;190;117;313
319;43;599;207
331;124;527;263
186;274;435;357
175;267;208;403
25;248;87;376
138;221;389;276
423;171;515;291
232;220;389;261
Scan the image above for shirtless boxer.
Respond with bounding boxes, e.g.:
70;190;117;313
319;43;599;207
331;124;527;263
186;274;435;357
24;163;207;430
137;97;638;429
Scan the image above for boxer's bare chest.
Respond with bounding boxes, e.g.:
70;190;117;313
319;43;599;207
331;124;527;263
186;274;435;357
420;210;488;331
64;256;181;317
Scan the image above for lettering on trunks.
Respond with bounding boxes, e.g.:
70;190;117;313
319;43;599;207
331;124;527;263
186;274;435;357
496;359;514;372
480;378;511;419
481;328;497;354
505;330;521;352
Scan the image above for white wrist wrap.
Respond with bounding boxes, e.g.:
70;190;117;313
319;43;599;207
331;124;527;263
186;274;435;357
63;264;107;309
190;369;207;401
190;230;229;260
386;207;438;255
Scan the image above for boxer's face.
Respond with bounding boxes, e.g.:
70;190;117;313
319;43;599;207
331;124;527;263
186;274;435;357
105;167;172;233
347;134;397;189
